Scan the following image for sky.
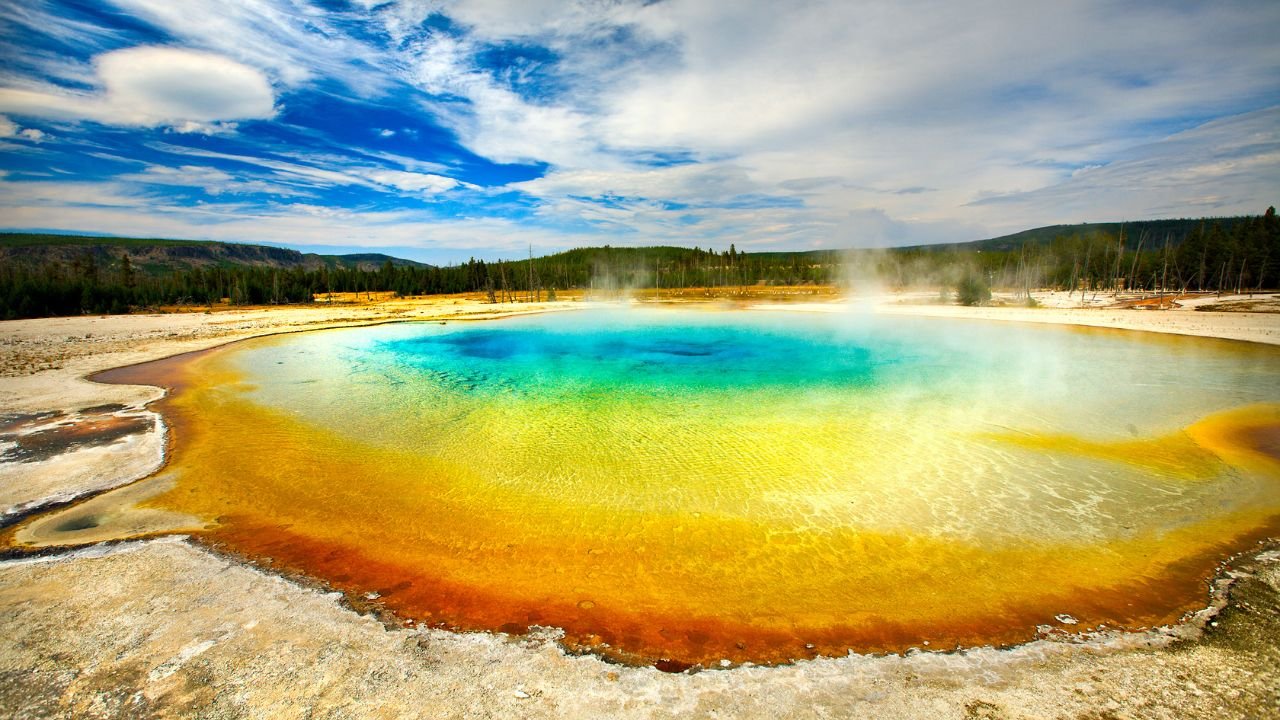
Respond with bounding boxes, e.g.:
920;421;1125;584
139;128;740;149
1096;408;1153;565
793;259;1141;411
0;1;1277;264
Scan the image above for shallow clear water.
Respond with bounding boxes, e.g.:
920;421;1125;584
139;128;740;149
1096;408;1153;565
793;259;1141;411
114;309;1280;665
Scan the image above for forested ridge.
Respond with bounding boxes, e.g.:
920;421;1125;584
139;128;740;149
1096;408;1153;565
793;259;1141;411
1;209;1275;320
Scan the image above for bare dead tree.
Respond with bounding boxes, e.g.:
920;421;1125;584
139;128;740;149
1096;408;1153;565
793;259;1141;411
1159;235;1170;308
1127;231;1146;295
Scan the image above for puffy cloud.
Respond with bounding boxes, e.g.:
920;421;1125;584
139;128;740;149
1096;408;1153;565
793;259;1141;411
0;46;275;131
0;113;48;142
98;47;274;122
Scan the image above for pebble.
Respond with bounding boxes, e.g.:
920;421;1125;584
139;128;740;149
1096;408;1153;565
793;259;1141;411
513;689;530;699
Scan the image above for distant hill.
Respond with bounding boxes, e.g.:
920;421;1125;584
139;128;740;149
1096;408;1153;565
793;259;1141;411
332;253;427;268
1;215;1263;275
520;244;842;269
0;233;428;274
905;216;1256;254
505;216;1262;266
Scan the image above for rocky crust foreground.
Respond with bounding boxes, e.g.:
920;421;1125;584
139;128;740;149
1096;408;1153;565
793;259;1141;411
2;292;1279;719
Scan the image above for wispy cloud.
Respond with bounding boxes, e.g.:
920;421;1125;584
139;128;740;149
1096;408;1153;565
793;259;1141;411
115;164;316;198
149;142;475;197
967;106;1280;222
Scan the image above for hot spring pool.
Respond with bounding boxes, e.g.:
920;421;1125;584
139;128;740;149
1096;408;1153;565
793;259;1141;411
70;309;1280;666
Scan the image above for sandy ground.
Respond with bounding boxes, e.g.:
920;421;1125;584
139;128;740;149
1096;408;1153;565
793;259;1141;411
2;291;1279;719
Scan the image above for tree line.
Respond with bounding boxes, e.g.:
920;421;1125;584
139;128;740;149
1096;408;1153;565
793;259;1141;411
895;207;1278;302
0;208;1275;320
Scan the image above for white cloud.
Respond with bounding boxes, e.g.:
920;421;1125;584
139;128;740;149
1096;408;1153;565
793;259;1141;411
150;143;474;199
0;178;149;209
968;107;1280;223
104;0;388;93
0;46;276;131
0;113;52;145
116;164;314;197
512;163;760;204
168;120;240;135
98;47;274;122
399;31;597;167
364;169;470;194
154;144;390;190
361;149;452;176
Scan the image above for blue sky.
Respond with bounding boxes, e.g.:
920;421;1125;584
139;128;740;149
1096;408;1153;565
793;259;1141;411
0;0;1277;264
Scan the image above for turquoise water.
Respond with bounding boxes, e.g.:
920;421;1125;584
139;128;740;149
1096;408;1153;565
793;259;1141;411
242;308;1279;437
